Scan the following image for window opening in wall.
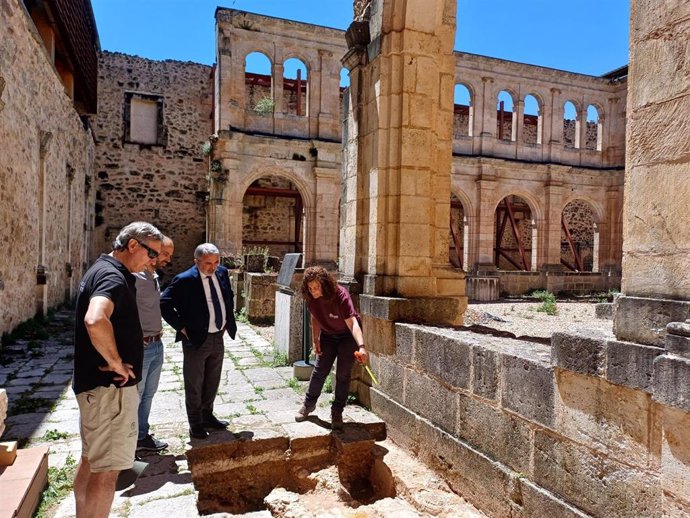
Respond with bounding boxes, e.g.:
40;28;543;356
242;175;303;258
339;68;350;121
283;58;308;116
245;52;273;113
124;92;165;146
523;94;541;145
494;195;533;271
561;199;597;272
449;194;467;269
453;84;472;138
496;90;515;141
585;105;601;151
563;101;580;149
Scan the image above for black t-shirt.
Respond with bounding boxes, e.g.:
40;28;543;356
73;254;143;394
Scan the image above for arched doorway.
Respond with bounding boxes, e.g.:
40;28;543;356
561;199;598;272
494;195;534;271
242;175;304;257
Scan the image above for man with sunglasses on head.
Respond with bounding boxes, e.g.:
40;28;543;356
133;235;174;453
73;221;163;518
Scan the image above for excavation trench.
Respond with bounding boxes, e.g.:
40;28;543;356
186;422;393;515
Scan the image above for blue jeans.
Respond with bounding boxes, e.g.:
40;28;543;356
137;339;164;440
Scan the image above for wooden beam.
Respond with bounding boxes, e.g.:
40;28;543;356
499;249;524;270
561;216;583;271
495;207;509;267
504;198;529;270
449;216;463;269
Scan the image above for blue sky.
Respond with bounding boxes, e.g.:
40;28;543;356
91;0;629;77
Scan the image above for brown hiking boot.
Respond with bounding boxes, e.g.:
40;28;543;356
330;410;344;431
294;403;315;422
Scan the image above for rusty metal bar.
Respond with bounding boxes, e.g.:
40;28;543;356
246;186;301;198
498;249;524;270
495;207;509;267
560;258;577;272
449;216;463;269
561;216;583;271
504;198;529;270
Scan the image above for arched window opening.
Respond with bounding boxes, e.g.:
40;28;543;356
283;58;308;116
494;195;533;271
453;84;472;138
245;52;273;114
561;199;598;272
585;104;601;151
449;194;468;269
523;94;541;145
243;175;304;258
496;91;515;141
563;101;580;148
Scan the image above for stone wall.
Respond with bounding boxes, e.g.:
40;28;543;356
92;52;213;271
0;0;96;334
367;324;689;517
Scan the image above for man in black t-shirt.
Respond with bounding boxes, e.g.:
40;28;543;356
72;221;163;518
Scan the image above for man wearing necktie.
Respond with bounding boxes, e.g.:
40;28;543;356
161;243;237;439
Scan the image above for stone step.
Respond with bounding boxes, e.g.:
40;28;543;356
0;446;49;518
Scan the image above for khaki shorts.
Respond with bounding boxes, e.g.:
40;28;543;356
76;385;138;472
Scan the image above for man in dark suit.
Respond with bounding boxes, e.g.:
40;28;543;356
160;242;237;439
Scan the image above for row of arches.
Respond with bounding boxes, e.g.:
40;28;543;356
238;173;601;274
453;84;603;151
244;52;350;117
450;194;598;272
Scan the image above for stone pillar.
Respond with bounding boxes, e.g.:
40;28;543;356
541;178;565;270
343;0;466;328
609;13;690;512
272;62;285;115
614;1;690;343
474;172;498;271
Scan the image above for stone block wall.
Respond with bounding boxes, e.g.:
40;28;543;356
92;52;213;271
368;324;690;517
243;273;278;322
0;0;96;334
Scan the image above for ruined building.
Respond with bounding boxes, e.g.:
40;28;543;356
93;8;625;303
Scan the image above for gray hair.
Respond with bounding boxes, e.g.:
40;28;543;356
112;222;164;251
194;243;220;259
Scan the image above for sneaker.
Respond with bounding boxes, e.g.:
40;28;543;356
331;410;344;431
294;403;316;422
136;434;168;452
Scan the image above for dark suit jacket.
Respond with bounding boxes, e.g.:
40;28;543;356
160;264;237;347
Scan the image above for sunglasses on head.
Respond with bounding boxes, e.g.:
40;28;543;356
135;240;159;259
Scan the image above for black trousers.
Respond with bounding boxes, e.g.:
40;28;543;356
304;331;358;412
182;331;224;426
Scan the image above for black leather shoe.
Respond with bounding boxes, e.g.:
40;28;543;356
189;425;209;439
202;415;229;430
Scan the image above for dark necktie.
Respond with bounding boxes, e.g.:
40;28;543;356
207;276;223;330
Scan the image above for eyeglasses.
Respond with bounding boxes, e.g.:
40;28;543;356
135;240;160;259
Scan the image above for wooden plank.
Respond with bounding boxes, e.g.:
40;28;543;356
504;198;529;270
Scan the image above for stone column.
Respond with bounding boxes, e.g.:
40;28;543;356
343;0;466;329
473;171;498;271
540;178;565;270
272;62;285;115
614;2;690;343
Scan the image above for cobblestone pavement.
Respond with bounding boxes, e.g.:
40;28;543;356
1;310;483;518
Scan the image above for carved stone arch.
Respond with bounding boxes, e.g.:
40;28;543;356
454;81;476;104
560;195;604;224
492;191;540;271
243;49;274;70
239;168;314;210
279;54;313;75
449;189;473;269
560;196;601;272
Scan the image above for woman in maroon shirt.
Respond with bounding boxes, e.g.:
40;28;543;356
294;266;367;430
